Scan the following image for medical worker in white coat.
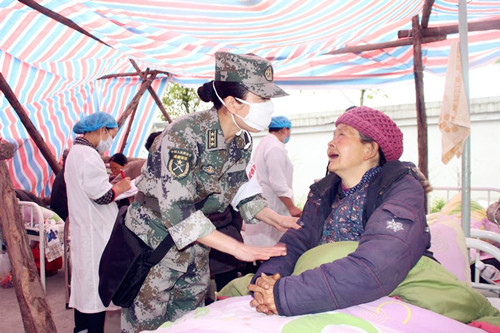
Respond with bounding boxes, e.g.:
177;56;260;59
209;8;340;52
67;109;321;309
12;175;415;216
65;112;131;333
246;116;302;246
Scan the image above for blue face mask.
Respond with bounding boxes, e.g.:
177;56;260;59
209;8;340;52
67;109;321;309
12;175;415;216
283;135;290;144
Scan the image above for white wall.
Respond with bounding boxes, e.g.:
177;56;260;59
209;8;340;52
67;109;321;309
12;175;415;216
153;96;500;208
253;97;500;208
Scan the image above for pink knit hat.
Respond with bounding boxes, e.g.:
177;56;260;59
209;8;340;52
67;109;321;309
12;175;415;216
335;106;403;161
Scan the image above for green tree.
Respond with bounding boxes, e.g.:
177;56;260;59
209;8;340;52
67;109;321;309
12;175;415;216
359;88;388;106
160;82;203;121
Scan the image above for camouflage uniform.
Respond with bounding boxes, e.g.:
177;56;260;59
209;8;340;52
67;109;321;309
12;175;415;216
121;109;268;332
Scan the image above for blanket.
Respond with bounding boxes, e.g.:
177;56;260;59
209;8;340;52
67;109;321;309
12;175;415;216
148;295;484;333
148;241;500;333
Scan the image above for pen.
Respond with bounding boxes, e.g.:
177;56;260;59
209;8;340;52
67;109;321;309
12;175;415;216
120;170;126;179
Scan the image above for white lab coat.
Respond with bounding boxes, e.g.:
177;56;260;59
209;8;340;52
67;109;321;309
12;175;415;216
65;144;119;313
245;134;294;246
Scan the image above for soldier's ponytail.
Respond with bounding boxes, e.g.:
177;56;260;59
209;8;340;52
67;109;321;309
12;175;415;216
197;80;248;110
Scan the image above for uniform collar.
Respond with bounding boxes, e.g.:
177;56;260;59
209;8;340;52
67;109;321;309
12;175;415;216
206;109;252;151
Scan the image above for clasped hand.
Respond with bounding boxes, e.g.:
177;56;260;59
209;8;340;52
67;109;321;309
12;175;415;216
248;273;281;315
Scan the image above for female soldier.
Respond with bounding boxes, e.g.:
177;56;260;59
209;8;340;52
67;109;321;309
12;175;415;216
121;52;300;332
64;112;131;333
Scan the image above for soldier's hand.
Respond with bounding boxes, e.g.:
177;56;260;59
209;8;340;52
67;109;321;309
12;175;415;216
254;207;301;232
234;243;286;262
276;215;300;231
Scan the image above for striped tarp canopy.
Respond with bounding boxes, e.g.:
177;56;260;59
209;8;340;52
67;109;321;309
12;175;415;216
1;0;500;196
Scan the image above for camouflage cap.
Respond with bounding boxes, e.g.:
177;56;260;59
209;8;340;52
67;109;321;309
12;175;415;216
215;51;288;98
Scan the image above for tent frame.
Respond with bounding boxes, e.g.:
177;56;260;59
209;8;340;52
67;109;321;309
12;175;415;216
0;0;493;329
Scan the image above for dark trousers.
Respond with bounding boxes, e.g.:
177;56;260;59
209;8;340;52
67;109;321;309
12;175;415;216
214;269;240;291
74;309;105;333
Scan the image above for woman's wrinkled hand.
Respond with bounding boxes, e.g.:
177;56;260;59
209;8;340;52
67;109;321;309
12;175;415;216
248;273;281;315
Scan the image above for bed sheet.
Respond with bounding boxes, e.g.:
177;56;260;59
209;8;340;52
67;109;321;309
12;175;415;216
145;295;484;333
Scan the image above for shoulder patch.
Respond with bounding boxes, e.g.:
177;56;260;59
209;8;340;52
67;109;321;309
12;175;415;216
207;130;218;149
167;148;193;180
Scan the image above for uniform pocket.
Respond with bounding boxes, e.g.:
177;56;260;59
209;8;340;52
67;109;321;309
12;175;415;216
194;171;221;197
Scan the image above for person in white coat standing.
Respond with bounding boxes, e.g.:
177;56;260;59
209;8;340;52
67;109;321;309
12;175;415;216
246;116;302;246
65;112;131;333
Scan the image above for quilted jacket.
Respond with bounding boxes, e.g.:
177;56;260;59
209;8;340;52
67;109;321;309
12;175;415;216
253;160;433;316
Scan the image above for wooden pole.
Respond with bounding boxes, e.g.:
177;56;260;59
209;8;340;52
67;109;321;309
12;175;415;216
0;73;61;174
0;139;57;333
116;71;157;129
398;18;500;38
129;59;173;123
328;36;445;55
412;15;429;210
18;0;110;47
97;70;169;80
119;104;138;154
421;0;435;29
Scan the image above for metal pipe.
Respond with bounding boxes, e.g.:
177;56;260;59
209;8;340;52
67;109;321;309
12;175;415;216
459;0;471;237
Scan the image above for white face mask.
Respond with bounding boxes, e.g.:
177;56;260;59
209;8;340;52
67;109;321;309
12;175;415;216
96;130;113;154
213;81;274;133
234;97;274;132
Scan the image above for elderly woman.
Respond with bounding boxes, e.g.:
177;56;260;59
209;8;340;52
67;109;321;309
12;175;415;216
249;106;432;315
65;112;131;333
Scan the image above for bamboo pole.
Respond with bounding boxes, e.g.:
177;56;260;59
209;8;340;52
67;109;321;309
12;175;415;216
0;139;57;333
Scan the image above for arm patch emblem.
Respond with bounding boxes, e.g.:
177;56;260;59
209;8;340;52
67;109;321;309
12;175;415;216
167;148;193;179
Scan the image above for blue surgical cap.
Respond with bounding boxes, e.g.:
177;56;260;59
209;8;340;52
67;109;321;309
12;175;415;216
269;116;292;129
73;112;118;134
